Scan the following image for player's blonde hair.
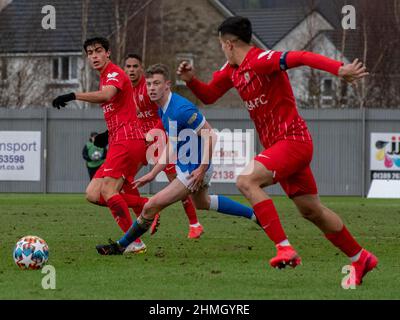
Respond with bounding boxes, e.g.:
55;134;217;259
145;63;170;80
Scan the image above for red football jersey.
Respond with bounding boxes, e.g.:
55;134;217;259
132;75;160;134
187;47;342;149
99;62;144;144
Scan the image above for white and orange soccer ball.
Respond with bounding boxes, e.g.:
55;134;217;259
13;236;49;270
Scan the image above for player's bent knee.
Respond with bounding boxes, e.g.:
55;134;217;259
100;180;119;200
85;191;99;204
236;175;255;195
299;205;323;221
85;182;101;204
85;186;100;204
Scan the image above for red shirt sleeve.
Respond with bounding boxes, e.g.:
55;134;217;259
186;64;233;105
285;51;343;76
250;50;343;76
250;50;283;75
103;70;125;91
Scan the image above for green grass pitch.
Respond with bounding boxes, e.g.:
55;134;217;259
0;194;399;300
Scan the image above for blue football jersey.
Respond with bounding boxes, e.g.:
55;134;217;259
159;93;207;173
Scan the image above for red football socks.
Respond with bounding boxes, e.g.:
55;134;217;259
253;199;288;245
120;193;149;218
182;197;198;225
325;225;363;257
106;194;133;233
122;185;143;216
98;193;147;218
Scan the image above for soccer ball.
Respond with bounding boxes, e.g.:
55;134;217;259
91;150;102;161
13;236;49;270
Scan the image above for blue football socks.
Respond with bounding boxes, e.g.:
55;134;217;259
210;195;254;220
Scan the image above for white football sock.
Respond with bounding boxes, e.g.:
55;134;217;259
350;250;363;262
190;223;201;228
277;239;291;247
209;195;219;211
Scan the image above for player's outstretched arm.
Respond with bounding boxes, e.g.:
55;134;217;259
132;172;156;189
52;86;118;109
52;93;76;109
252;50;368;83
177;61;232;105
75;85;118;104
337;58;369;83
177;61;195;83
132;140;175;189
285;51;369;82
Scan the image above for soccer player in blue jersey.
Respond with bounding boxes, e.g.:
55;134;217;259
96;63;259;255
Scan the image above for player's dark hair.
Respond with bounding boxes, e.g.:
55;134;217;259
145;63;170;80
217;16;252;44
83;37;110;53
125;54;142;63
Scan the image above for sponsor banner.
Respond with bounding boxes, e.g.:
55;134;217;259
371;171;400;180
0;131;41;181
370;133;400;171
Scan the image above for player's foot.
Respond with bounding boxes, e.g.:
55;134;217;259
150;213;160;235
96;239;125;256
347;249;378;286
123;239;147;254
269;245;302;269
188;224;204;239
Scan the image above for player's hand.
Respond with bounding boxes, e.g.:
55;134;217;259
187;167;206;193
177;61;195;82
52;92;76;109
132;172;156;189
94;130;109;148
338;59;369;83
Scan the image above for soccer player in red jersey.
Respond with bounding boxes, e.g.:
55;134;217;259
124;54;204;239
177;17;377;286
52;37;148;253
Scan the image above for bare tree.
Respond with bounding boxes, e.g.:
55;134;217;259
110;0;155;66
0;56;50;109
297;0;400;109
294;0;324;109
394;0;400;32
80;0;91;109
352;0;400;108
